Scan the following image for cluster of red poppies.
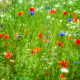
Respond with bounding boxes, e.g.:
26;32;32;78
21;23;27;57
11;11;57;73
31;47;41;55
60;60;68;78
50;10;78;22
0;34;10;38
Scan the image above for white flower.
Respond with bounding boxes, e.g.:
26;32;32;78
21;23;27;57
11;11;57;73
71;26;75;28
31;0;34;2
65;31;69;35
60;20;62;22
66;24;70;26
18;0;22;3
61;68;69;73
0;15;4;17
53;46;57;50
10;60;15;62
68;34;71;36
47;15;50;19
27;49;31;50
69;1;73;4
71;26;75;29
3;52;6;55
55;4;59;7
70;21;74;24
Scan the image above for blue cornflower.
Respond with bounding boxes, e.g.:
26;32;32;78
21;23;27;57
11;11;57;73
17;35;23;37
45;6;48;9
59;32;65;36
45;6;50;9
1;24;4;28
49;7;50;9
74;62;79;64
29;11;35;15
68;18;73;21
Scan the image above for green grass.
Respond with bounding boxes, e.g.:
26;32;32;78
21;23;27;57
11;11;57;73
0;0;80;80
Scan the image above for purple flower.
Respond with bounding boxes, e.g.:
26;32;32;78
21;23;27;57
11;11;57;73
2;9;5;11
47;35;49;37
1;24;4;28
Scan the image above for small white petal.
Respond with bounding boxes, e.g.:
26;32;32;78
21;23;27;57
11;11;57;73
3;52;6;55
60;20;62;22
10;60;15;62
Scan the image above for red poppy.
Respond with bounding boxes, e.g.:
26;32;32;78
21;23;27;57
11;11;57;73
63;11;67;15
18;11;23;16
4;34;10;38
38;33;43;39
31;50;36;54
59;60;68;68
35;47;41;52
69;36;73;40
57;42;64;47
74;16;78;22
30;7;36;12
50;9;56;14
76;40;80;45
46;72;49;75
15;33;19;37
0;33;3;38
60;73;65;78
5;51;11;58
73;12;77;16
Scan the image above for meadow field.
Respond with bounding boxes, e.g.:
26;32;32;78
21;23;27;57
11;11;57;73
0;0;80;80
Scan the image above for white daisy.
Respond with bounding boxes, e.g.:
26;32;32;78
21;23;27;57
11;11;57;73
61;68;69;73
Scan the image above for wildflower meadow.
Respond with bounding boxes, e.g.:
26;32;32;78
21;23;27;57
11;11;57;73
0;0;80;80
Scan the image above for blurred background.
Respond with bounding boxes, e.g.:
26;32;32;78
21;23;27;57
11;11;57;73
0;0;12;8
